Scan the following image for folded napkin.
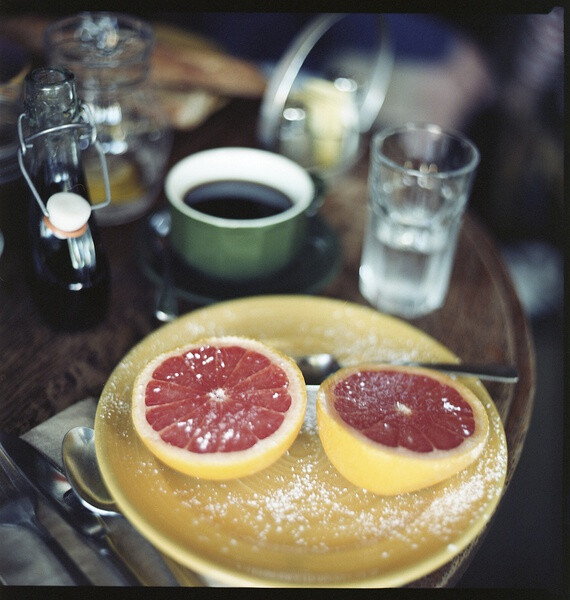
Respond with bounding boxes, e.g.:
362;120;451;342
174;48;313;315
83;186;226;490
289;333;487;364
1;399;186;586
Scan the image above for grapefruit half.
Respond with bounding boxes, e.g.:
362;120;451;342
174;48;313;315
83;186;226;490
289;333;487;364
132;336;307;479
316;365;489;495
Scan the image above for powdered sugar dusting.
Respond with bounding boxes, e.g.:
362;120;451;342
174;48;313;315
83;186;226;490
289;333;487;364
168;410;506;555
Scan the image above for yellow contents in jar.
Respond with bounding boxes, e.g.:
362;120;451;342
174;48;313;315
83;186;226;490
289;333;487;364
85;154;145;206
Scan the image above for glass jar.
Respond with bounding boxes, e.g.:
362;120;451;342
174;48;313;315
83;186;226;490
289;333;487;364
258;13;393;181
45;12;172;225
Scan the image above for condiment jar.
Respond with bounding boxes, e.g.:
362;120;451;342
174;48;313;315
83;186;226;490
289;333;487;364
18;66;110;330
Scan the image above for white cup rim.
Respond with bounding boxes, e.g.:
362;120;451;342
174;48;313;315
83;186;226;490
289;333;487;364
165;147;315;229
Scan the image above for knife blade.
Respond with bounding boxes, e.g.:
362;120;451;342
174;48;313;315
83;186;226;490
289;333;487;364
0;430;143;586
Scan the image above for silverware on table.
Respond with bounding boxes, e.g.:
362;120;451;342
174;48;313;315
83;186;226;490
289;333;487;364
62;426;203;586
0;431;143;586
63;427;118;516
149;210;178;323
296;353;519;384
0;434;91;585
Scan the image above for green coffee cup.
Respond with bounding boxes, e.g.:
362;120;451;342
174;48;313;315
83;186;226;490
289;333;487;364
165;147;316;281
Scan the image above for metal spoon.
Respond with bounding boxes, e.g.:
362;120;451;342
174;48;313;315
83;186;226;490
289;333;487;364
62;427;118;516
296;353;519;384
62;427;203;586
149;210;178;323
62;428;158;585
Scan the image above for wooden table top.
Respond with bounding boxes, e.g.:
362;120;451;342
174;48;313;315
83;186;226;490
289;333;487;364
0;97;535;587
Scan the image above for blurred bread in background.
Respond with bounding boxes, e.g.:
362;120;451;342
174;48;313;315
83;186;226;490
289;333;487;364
0;15;267;129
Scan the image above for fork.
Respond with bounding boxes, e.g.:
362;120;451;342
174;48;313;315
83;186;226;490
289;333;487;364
0;444;91;585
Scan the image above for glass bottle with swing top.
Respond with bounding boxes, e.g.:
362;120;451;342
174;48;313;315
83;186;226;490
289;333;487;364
18;67;111;330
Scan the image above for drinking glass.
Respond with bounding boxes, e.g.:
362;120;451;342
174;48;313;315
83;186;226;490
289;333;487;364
359;123;479;318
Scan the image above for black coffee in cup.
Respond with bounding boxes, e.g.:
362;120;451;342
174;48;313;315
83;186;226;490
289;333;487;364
183;180;293;220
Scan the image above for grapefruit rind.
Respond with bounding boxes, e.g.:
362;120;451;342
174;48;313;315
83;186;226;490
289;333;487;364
316;365;490;495
131;336;307;480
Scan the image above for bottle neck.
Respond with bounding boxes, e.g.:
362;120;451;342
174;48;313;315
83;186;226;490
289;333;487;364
21;67;85;182
24;67;81;131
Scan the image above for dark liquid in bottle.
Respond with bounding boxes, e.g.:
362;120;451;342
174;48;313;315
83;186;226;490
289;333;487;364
27;176;110;331
183;180;293;220
30;273;109;331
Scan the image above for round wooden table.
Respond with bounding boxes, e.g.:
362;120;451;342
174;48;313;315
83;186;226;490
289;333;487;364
0;97;535;587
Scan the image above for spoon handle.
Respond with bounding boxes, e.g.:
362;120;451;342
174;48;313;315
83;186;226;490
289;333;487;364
155;273;178;323
155;244;178;323
396;362;519;383
96;530;161;586
86;526;145;585
297;355;519;384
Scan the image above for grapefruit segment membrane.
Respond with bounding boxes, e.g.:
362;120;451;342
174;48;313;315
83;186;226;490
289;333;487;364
132;336;307;479
316;365;490;495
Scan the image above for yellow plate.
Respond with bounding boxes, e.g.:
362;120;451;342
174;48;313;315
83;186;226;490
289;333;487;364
95;295;507;587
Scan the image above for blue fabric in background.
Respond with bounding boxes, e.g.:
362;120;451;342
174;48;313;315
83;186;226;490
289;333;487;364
160;13;454;63
386;14;453;60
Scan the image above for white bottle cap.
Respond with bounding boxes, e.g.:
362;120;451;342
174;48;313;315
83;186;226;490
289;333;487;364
46;192;92;233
